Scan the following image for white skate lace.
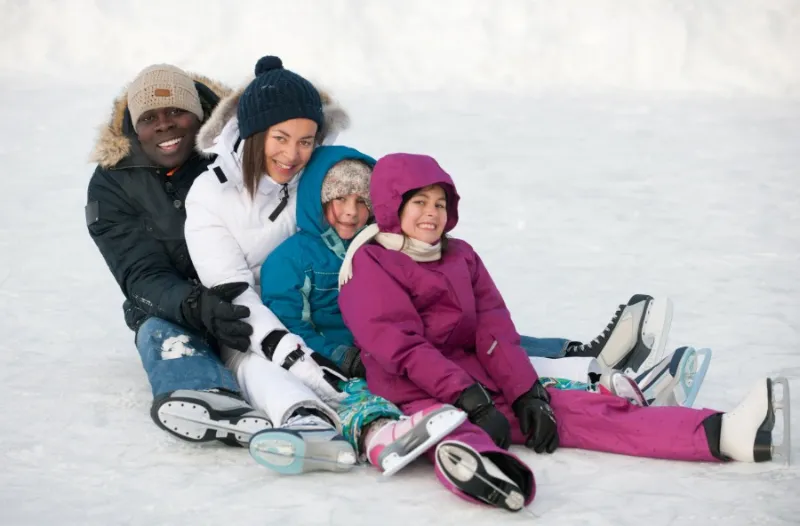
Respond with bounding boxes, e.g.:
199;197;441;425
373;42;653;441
283;413;334;431
571;304;624;353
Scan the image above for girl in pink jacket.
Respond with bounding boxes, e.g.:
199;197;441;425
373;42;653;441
338;152;789;512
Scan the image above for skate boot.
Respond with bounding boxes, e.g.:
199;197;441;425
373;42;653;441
152;389;272;447
249;409;357;474
635;346;712;407
567;294;673;374
367;404;467;477
713;378;791;463
435;440;533;512
593;371;648;406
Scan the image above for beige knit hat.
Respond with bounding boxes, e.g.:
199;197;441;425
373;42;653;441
127;64;204;131
322;159;373;210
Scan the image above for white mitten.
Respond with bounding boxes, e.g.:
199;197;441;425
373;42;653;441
268;332;348;408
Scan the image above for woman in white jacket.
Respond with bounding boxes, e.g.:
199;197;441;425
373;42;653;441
184;56;359;468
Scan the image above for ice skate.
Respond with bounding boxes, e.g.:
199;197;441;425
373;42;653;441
249;411;357;474
635;346;711;407
719;378;791;464
435;441;528;512
152;389;272;447
595;371;648;406
367;404;467;477
568;294;673;374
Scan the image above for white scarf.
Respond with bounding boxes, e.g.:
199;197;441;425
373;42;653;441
338;223;442;288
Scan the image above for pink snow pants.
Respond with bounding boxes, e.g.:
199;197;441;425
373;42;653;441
402;388;721;508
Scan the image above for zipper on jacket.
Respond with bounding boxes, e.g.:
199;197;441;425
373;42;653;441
269;183;290;222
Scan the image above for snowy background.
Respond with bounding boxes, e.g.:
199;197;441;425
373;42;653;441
1;0;799;524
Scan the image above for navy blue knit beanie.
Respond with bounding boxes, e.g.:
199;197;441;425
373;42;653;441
237;56;324;139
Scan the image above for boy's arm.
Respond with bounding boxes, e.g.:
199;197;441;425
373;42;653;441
260;245;341;361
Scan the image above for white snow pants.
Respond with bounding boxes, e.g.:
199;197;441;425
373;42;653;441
222;347;339;428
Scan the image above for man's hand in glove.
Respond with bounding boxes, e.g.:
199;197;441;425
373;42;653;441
512;380;559;454
182;282;253;351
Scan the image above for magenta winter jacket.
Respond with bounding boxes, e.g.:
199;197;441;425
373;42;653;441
338;153;539;408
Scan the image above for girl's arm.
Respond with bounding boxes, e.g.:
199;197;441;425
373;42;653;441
468;247;539;404
339;248;475;404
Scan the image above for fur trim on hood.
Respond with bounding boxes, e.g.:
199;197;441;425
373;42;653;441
195;79;350;152
90;73;232;168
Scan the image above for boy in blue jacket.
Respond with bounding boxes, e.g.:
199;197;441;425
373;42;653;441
255;146;466;476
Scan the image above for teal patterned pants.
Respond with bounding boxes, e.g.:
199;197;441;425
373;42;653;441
336;379;402;457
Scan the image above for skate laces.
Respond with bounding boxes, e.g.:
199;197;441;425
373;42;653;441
284;413;333;430
572;304;624;353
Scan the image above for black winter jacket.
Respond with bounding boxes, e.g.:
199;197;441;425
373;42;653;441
86;75;230;332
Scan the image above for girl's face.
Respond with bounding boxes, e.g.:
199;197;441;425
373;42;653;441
399;185;447;244
263;118;318;183
325;193;370;240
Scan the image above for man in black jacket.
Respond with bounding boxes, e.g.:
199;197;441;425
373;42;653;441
86;64;271;445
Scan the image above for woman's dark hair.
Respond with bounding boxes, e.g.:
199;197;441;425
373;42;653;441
398;186;449;252
241;130;268;199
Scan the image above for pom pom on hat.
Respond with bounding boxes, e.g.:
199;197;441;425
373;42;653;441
254;56;283;76
237;55;324;139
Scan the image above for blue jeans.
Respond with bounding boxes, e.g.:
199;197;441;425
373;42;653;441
135;317;239;398
519;336;570;358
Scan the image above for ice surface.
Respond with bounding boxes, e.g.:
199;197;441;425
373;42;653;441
0;1;798;525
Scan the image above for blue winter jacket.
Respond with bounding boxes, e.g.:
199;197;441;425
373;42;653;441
260;145;377;367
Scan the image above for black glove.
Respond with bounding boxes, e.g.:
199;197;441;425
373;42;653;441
339;346;367;378
454;383;511;449
512;381;559;454
182;282;253;352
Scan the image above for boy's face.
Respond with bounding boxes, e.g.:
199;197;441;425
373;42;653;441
325;193;369;240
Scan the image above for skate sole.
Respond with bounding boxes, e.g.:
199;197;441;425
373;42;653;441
154;396;271;446
435;441;525;512
621;297;673;374
380;407;468;477
249;429;357;475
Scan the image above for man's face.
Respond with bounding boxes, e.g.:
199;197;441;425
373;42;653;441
135;107;201;168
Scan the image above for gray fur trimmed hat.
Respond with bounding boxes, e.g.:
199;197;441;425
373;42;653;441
322;159;373;210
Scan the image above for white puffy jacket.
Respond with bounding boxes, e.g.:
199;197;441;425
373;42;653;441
184;84;349;363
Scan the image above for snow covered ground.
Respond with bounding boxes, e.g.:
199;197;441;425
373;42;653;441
1;1;799;525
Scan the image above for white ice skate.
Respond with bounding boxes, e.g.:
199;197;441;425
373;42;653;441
368;404;467;477
720;378;791;464
249;412;357;475
596;371;648;406
152;389;272;446
435;441;527;512
572;294;673;374
635;346;712;407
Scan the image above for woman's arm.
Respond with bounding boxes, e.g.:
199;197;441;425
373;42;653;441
184;178;287;353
